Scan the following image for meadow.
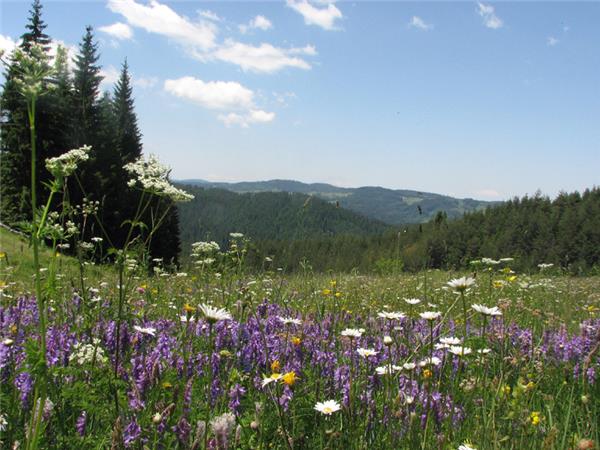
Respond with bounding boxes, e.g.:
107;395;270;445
1;228;599;449
1;39;598;450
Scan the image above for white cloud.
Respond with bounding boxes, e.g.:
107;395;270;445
199;10;221;22
107;0;217;51
164;76;254;110
547;36;559;46
214;40;312;73
408;16;433;31
218;109;275;128
134;76;158;89
0;35;18;57
99;22;133;40
286;0;343;31
108;0;314;74
240;15;273;34
164;76;275;127
477;2;503;29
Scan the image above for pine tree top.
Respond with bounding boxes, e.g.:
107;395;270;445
20;0;51;53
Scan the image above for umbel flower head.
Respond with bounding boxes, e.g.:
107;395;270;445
46;145;91;178
124;154;194;202
12;44;54;100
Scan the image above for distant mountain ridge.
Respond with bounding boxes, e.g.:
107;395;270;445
176;185;389;251
177;179;496;225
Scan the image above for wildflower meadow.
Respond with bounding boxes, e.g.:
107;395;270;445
1;6;599;450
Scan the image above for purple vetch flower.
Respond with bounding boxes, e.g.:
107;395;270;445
76;411;87;436
173;416;192;446
228;384;246;416
15;371;33;406
123;418;141;447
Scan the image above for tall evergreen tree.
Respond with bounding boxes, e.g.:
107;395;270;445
72;26;102;149
19;0;51;53
113;59;142;165
0;0;59;225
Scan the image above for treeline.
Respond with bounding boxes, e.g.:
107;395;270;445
177;185;389;252
244;189;600;274
0;1;180;263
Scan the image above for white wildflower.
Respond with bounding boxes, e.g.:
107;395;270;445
471;304;502;317
124;154;194;202
45;145;91;178
314;400;341;415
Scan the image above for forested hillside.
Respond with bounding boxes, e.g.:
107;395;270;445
180;178;494;224
177;185;390;252
0;1;181;263
243;189;600;273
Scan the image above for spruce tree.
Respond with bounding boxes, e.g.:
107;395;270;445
113;59;142;165
72;26;102;149
0;0;57;225
20;0;51;53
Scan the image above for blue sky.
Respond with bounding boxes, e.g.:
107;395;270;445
1;0;599;200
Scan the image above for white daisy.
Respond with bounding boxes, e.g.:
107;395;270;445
448;346;473;357
278;316;301;326
419;311;441;321
357;348;379;358
404;298;421;305
314;400;341;415
471;304;502;317
199;303;232;323
377;311;405;320
341;328;365;339
447;277;476;292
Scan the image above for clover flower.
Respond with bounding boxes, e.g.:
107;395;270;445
124;154;194;202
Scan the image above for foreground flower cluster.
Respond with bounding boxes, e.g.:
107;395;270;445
0;271;599;449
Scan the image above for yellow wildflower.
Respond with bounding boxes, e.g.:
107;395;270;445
530;411;540;426
423;369;433;379
291;337;302;346
281;371;298;386
322;289;332;296
183;303;196;314
271;360;281;373
162;382;173;389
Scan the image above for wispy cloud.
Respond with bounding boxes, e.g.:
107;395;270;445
218;110;275;128
477;2;503;29
239;15;273;34
107;0;217;51
198;10;221;22
547;36;559;46
133;76;158;89
99;22;133;40
286;0;343;31
213;40;313;74
108;0;315;74
408;16;433;31
164;76;275;127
